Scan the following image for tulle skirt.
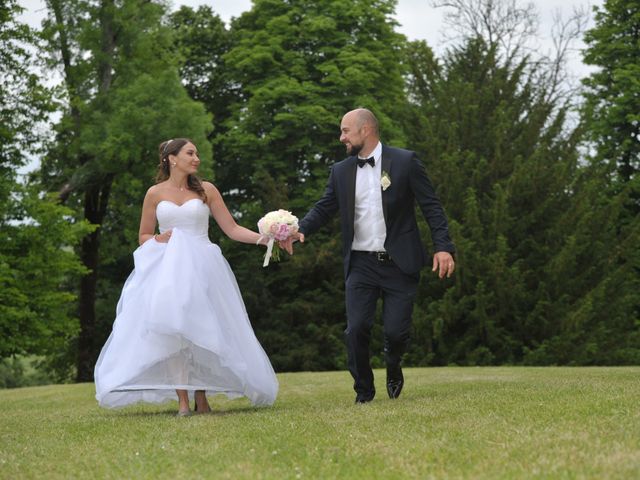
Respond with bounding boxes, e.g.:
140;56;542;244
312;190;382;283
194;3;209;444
94;228;278;408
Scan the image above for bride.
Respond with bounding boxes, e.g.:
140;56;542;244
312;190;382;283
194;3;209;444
94;138;278;416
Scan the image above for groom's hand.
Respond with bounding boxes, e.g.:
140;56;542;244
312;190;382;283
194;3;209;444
278;232;304;255
432;251;455;279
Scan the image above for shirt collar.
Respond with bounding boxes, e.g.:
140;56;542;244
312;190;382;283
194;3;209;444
358;141;382;163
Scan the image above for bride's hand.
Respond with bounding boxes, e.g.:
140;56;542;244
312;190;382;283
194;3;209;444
154;230;173;243
278;232;304;255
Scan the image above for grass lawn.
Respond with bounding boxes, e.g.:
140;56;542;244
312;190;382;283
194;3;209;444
1;367;639;479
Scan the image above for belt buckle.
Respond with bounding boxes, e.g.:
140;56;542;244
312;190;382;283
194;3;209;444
376;252;388;262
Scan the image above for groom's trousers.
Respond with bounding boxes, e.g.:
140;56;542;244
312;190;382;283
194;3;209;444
345;251;419;400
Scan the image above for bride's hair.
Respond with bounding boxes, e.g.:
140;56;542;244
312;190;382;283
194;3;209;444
157;138;207;202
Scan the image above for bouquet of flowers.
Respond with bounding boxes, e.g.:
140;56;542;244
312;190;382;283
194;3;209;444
257;209;299;267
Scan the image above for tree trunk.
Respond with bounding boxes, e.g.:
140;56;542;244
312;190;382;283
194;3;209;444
75;0;116;381
76;179;113;381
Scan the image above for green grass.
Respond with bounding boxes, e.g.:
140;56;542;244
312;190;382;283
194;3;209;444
1;367;639;479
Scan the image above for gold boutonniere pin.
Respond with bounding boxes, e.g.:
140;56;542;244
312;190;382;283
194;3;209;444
381;171;391;191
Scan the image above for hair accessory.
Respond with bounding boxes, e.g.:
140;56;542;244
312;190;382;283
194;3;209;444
162;139;174;157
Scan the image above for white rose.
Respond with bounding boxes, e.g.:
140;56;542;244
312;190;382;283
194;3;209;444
380;173;391;191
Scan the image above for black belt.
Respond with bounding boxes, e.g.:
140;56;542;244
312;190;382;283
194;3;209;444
353;250;392;262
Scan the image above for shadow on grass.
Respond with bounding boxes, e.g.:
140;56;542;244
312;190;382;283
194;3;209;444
99;403;271;418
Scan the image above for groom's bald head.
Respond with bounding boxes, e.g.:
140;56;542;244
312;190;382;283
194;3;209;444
350;108;379;137
340;108;380;157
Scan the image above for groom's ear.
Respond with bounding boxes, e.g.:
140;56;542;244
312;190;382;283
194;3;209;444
362;123;376;139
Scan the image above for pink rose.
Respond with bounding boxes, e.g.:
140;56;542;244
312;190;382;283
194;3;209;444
275;223;290;240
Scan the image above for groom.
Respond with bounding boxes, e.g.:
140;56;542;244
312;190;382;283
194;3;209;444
290;108;455;403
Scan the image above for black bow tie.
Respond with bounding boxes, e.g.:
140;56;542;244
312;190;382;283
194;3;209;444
357;157;375;168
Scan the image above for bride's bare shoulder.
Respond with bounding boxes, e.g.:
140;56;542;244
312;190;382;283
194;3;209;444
202;181;221;197
143;183;167;204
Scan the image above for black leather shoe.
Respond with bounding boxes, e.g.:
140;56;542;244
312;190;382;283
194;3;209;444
386;366;404;399
355;394;374;404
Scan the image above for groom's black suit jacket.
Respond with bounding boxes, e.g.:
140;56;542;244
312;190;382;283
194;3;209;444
299;144;455;277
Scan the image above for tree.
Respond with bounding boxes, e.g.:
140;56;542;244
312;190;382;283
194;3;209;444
520;163;640;365
0;1;92;377
169;5;233;144
399;0;640;366
39;0;213;380
532;0;640;364
206;0;411;371
402;0;592;365
582;0;640;188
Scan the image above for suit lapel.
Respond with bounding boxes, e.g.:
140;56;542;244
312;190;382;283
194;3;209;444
381;144;391;225
346;156;357;230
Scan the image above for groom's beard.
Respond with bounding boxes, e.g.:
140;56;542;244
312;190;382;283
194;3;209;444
347;142;364;157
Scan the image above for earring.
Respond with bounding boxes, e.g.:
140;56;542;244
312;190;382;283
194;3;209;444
171;162;177;167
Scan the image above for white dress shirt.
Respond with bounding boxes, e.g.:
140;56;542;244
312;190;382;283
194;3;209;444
351;141;386;252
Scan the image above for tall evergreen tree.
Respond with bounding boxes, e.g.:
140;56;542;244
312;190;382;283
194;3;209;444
401;0;640;365
521;162;640;365
582;0;640;190
541;0;640;364
402;0;596;365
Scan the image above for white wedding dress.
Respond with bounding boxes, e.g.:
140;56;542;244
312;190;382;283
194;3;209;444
94;198;278;408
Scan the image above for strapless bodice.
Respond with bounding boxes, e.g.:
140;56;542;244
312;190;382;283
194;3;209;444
156;199;209;237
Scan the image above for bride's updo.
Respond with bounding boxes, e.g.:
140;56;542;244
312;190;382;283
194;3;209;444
157;138;207;202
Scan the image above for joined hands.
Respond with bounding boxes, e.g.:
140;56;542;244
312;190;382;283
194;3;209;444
278;232;304;255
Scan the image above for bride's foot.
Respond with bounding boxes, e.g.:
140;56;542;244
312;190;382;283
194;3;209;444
176;389;191;416
194;390;212;414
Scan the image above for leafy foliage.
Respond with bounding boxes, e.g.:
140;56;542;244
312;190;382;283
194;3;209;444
402;37;581;365
197;0;411;371
2;0;638;380
0;187;93;375
582;0;640;186
38;0;213;380
0;1;92;378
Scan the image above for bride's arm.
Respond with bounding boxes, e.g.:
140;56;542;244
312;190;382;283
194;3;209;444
138;187;159;245
205;182;267;245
